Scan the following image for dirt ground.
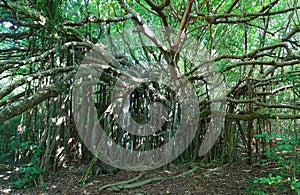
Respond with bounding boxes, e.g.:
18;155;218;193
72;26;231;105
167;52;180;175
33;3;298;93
0;162;294;195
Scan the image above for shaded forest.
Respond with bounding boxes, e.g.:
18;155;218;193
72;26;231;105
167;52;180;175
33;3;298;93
0;0;299;194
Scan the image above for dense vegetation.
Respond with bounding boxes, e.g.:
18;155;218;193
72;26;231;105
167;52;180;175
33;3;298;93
0;0;299;194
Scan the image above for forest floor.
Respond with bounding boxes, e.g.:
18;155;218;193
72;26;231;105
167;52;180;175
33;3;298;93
0;161;293;195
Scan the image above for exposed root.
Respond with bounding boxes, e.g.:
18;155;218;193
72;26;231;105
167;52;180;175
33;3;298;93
99;172;145;191
100;164;199;192
174;164;199;178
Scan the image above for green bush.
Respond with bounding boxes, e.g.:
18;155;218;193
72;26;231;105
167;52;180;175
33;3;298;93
15;144;45;189
247;131;300;194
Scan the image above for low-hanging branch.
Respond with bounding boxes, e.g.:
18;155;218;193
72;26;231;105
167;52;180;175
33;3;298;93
226;113;300;120
196;5;300;24
64;14;134;26
0;66;76;100
0;71;76;124
185;42;294;76
0;1;46;27
0;41;93;73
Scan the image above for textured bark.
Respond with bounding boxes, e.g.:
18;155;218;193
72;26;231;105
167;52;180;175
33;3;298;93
0;71;75;123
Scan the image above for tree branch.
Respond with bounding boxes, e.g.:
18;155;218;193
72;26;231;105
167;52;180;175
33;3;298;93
0;71;76;123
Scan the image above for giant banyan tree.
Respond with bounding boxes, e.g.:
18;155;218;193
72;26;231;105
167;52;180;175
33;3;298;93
0;0;299;187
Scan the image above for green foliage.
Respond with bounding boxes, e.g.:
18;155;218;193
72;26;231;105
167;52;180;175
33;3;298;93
247;131;300;194
14;144;45;189
0;116;21;164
